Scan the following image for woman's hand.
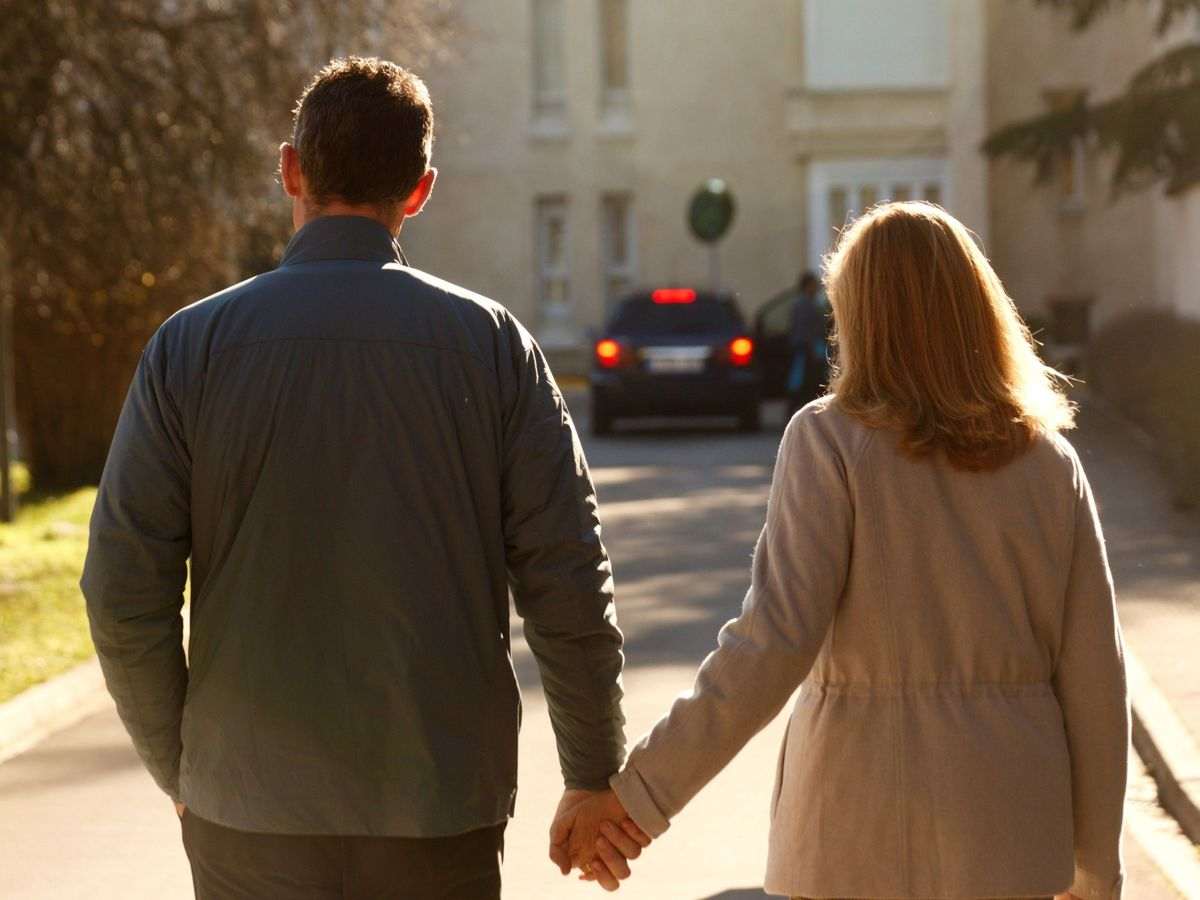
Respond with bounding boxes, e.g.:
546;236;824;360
578;818;654;890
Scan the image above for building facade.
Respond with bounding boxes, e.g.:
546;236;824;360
986;0;1200;336
403;1;1196;364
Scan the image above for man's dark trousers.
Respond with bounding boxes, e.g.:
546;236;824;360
182;812;505;899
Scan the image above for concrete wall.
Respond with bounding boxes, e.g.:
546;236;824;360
1155;186;1200;320
404;1;805;341
403;0;1192;351
985;0;1162;328
403;0;986;350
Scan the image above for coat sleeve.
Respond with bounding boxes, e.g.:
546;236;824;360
1053;464;1129;900
500;319;625;790
610;406;853;835
80;328;191;800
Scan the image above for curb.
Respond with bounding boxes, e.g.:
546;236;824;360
1126;647;1200;847
0;656;111;765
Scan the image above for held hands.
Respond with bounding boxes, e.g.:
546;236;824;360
549;789;652;891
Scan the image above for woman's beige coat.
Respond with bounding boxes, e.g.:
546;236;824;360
610;398;1128;900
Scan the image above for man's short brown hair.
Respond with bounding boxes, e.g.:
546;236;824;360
292;57;433;209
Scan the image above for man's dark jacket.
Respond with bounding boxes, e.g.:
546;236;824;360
81;216;626;836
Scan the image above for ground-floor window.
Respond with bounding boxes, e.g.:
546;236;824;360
535;195;574;346
600;193;636;311
808;157;949;268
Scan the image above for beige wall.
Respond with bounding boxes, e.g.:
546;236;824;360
405;1;807;343
404;0;987;351
1154;186;1200;319
985;0;1163;329
404;1;1193;356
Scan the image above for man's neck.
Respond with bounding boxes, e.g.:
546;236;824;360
296;200;403;237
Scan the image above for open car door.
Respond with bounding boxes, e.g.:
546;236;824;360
753;288;795;400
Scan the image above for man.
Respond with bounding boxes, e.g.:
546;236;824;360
787;270;830;415
82;57;631;898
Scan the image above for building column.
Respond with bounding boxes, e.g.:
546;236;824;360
948;0;990;245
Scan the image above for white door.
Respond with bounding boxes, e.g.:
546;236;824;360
808;158;950;269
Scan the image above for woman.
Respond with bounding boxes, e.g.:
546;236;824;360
554;202;1129;899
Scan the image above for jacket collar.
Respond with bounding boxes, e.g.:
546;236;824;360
279;215;408;267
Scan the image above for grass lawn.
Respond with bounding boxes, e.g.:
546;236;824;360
0;485;97;703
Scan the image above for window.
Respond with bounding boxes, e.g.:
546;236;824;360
804;0;950;90
600;193;636;308
535;196;573;343
808;158;950;265
1044;89;1088;212
610;297;744;336
599;0;630;118
827;186;849;234
533;0;567;125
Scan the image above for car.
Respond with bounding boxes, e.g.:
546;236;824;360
589;287;763;435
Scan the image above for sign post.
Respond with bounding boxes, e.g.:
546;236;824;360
687;178;736;291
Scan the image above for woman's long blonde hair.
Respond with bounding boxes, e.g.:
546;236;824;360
824;201;1074;471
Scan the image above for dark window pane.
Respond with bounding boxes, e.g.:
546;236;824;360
610;297;743;335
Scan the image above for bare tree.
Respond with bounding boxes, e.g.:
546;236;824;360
0;0;453;487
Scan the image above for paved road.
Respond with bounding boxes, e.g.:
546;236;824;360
0;400;1188;898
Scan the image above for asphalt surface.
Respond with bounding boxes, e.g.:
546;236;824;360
0;398;1189;898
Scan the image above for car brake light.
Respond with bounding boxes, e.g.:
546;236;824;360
595;339;623;368
652;288;697;304
729;336;754;366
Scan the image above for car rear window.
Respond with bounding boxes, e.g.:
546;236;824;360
609;297;744;336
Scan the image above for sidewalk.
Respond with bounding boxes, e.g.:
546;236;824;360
1071;397;1200;838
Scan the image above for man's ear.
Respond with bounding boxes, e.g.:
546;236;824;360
280;143;303;198
402;168;438;217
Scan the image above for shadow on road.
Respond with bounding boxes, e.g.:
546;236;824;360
512;404;783;692
0;711;141;799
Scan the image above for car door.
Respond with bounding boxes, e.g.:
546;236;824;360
754;289;795;399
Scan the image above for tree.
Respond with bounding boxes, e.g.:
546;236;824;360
984;0;1200;196
0;0;452;488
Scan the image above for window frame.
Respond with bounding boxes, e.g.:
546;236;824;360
600;192;637;311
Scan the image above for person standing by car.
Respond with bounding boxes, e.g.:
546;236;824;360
81;57;630;898
554;202;1128;900
787;270;830;414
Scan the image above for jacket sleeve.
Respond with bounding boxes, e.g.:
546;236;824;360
80;328;191;800
1053;465;1129;900
610;407;852;836
500;320;625;790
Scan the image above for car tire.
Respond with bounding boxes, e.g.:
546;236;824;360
737;404;761;433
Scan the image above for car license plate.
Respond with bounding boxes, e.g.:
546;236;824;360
642;346;710;374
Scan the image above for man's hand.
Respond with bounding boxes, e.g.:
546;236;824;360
174;801;186;819
549;788;651;891
548;790;598;875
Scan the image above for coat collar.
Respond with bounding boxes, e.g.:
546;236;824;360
279;216;408;267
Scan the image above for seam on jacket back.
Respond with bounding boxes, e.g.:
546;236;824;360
204;334;497;372
860;426;911;893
